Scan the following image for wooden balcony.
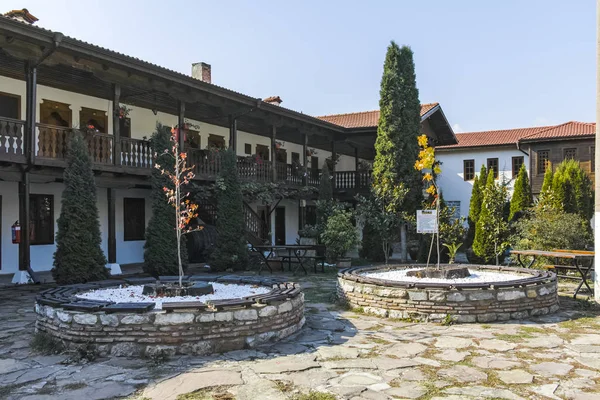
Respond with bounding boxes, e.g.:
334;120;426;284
0;118;373;192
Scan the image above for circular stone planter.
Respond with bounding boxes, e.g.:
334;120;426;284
337;265;559;323
34;275;304;357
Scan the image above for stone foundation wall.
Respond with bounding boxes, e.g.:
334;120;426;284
35;294;305;357
337;277;559;323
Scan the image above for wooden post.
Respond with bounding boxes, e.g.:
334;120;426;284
302;133;308;186
354;145;359;188
331;140;337;189
178;100;186;151
18;172;30;272
271;125;277;182
107;188;116;263
24;63;37;165
112;84;121;165
229;114;237;152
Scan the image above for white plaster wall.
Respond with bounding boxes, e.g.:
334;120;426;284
0;179;152;274
436;147;529;220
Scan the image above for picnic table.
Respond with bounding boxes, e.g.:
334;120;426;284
510;249;595;298
252;245;315;275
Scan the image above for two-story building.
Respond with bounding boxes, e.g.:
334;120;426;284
436;121;595;220
0;10;456;280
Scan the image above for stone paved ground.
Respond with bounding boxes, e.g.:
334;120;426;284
1;272;599;400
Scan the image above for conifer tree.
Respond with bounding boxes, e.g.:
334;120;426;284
372;41;422;261
473;170;509;265
466;165;487;248
509;164;533;220
316;163;334;237
144;124;187;277
211;149;248;271
551;159;593;222
52;133;109;284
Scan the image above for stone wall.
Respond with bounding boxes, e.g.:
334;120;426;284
337;273;559;323
35;294;305;357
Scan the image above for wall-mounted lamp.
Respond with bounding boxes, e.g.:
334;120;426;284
151;108;158;116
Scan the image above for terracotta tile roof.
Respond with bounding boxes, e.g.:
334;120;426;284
520;121;596;141
263;96;282;104
317;103;439;128
437;121;596;150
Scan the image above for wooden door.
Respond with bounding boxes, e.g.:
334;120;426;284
275;207;285;245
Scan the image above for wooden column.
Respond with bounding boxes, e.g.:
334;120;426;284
331;140;337;189
354;145;359;188
302;133;308;186
112;84;121;165
271;125;277;182
177;100;186;151
18;172;30;272
229;114;237;152
107;188;116;264
24;63;37;165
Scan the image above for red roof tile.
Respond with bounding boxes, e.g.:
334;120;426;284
437;121;596;150
317;103;439;128
4;8;38;24
520;121;596;141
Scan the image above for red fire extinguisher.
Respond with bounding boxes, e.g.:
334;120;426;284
11;221;20;244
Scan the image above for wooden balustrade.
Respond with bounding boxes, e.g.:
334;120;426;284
243;202;267;242
334;170;372;192
120;137;152;168
36;123;70;159
0;117;25;158
87;133;113;164
237;157;272;182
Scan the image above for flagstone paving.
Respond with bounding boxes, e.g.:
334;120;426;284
0;274;599;399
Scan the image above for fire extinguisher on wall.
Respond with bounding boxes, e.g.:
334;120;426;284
11;221;20;244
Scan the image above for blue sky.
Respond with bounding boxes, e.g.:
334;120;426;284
6;0;596;132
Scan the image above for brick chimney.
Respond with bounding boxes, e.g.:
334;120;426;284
3;8;39;24
264;96;283;106
192;62;211;83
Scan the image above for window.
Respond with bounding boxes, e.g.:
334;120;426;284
119;117;131;138
185;129;200;149
256;144;269;160
291;152;300;164
512;156;524;178
207;134;225;149
538;150;550;174
40;99;72;127
591;146;595;170
311;156;319;170
276;148;287;163
0;91;20;119
463;159;475;181
563;148;577;160
446;201;461;221
306;205;317;226
30;194;54;245
487;158;499;179
80;107;108;133
244;143;252;155
123;198;145;241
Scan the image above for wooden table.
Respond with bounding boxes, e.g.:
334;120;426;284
510;249;595;298
252;245;314;275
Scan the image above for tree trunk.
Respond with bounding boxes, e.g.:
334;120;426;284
399;223;408;262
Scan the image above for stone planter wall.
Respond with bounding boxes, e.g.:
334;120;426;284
35;294;304;357
337;265;559;323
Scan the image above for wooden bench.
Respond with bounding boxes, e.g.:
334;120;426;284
544;265;589;280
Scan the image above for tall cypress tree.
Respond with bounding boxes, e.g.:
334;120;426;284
372;42;422;261
466;165;486;248
52;133;109;284
144;124;187;277
211;149;248;271
473;170;509;264
509;164;533;220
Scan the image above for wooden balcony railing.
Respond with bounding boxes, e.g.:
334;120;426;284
335;170;372;192
120;137;152;168
0;117;25;159
2;122;373;192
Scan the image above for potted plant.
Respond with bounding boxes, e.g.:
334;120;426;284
321;208;358;268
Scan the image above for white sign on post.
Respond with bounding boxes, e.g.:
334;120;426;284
416;210;438;233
